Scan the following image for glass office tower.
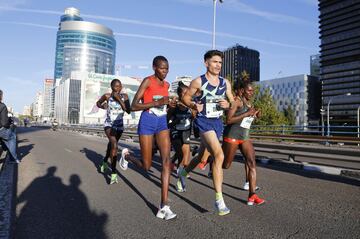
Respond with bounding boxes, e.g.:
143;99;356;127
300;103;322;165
52;7;116;116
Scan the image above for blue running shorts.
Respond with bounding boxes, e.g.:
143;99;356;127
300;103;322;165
194;116;223;139
138;111;168;135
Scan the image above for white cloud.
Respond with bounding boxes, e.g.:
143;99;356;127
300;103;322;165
175;0;312;25
0;6;313;50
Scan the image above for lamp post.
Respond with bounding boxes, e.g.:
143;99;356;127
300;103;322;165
327;93;351;137
320;108;325;136
212;0;223;49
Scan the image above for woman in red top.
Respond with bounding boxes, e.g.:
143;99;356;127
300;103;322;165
118;56;177;220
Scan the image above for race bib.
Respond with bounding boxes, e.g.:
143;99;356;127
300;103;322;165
176;118;191;131
240;116;254;129
205;96;224;118
149;95;167;116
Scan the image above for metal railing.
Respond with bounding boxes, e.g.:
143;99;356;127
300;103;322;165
57;125;360;170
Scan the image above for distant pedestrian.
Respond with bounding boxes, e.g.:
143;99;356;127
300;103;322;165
0;89;20;163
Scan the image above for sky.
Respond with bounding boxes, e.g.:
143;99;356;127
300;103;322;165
0;0;320;113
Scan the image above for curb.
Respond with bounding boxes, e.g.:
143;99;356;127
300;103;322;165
256;156;360;180
0;154;16;239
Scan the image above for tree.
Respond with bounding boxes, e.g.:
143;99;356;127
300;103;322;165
283;105;296;125
252;86;288;126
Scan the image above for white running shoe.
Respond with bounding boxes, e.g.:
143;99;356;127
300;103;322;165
242;182;259;191
215;199;230;216
119;148;129;170
156;205;177;220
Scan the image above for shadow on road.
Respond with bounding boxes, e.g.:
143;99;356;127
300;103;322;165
80;147;159;215
17;143;34;160
15;167;108;239
80;147;110;183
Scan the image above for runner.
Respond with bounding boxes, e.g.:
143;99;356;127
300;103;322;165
167;82;193;192
178;50;234;216
96;79;130;184
222;80;265;205
119;56;177;220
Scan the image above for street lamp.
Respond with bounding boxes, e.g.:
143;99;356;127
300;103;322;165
327;93;351;137
212;0;223;49
320;108;325;136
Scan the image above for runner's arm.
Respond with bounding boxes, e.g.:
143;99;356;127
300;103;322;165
226;99;256;124
181;77;201;111
96;94;109;109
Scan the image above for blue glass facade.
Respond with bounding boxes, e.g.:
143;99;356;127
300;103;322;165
53;8;116;81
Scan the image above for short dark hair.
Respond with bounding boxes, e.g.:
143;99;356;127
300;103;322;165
204;50;223;61
153;55;168;67
111;79;121;88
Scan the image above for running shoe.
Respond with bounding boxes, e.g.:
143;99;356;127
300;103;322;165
119;148;129;171
100;161;109;173
247;194;265;206
242;182;260;191
198;160;208;171
215;199;230;216
156;205;177;220
110;173;118;184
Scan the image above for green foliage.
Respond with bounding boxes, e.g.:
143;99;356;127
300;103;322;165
252;86;288;126
283;105;296;125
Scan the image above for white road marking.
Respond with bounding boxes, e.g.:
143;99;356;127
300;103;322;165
64;148;72;153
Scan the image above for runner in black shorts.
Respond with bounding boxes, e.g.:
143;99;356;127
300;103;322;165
96;79;130;184
222;80;265;205
167;82;193;192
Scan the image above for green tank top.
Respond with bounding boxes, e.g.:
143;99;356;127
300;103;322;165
223;97;251;140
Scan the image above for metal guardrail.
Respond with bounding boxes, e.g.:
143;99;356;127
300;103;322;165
58;125;360;170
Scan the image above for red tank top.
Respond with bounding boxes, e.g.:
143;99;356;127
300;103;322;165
142;75;169;104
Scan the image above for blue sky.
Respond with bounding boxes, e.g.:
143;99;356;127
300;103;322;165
0;0;320;113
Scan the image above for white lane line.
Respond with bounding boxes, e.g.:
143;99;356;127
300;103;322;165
64;148;72;153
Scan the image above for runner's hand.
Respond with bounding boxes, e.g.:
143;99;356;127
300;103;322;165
218;99;229;109
154;96;169;106
247;107;257;117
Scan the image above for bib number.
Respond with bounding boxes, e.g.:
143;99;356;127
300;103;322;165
240;116;254;129
205;96;223;118
149;95;167;116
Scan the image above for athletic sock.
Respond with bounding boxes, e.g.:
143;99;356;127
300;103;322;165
215;192;223;201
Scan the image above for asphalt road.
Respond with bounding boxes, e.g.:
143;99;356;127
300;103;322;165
14;127;360;239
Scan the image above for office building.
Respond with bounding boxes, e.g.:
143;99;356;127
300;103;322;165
221;44;260;83
258;74;321;126
319;0;360;125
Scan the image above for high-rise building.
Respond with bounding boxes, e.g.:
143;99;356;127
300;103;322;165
221;44;260;83
310;54;320;77
42;79;54;120
319;0;360;125
32;91;43;120
257;74;321;126
52;7;116;115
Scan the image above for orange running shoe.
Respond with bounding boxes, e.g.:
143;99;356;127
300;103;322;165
198;160;208;170
247;194;265;206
